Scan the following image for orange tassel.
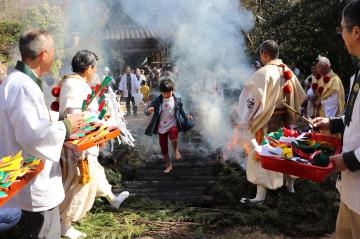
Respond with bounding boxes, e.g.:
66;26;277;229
283;70;292;80
78;158;90;184
283;82;293;94
254;129;264;161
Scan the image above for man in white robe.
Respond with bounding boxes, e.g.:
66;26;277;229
0;30;84;238
313;2;360;238
314;55;345;118
59;50;129;239
231;40;305;204
119;66;140;116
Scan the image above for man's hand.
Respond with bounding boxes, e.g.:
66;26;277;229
187;115;193;120
312;117;330;130
147;107;155;114
67;112;85;130
330;154;347;172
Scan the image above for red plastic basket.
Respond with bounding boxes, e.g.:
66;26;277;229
260;132;341;182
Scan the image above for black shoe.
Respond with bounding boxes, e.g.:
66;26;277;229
133;112;137;117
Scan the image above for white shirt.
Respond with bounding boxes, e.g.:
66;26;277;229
135;74;146;83
0;70;66;212
158;97;177;134
339;72;360;215
118;73;140;97
321;91;339;117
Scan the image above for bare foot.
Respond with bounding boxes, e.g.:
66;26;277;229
175;150;181;161
163;165;173;173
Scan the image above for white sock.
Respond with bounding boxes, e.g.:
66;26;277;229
284;175;295;193
62;226;86;239
110;191;130;209
241;185;267;204
250;185;267;202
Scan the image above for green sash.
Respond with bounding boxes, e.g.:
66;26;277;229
14;61;42;90
345;69;360;126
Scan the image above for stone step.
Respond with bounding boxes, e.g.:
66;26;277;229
134;167;216;177
133;175;216;181
138;159;219;168
122;180;215;189
142;153;215;163
118;186;212;194
126;193;214;203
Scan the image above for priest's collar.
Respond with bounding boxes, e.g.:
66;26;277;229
15;61;42;90
266;59;283;66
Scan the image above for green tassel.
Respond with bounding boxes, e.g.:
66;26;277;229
98;94;106;104
312;153;329;167
98;108;107;120
82;99;86;111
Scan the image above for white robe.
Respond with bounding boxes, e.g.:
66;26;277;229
59;76;113;223
118;73;140;97
322;91;339;117
338;72;360;215
237;59;305;189
0;69;66;212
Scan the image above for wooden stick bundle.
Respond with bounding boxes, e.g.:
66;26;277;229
282;102;316;128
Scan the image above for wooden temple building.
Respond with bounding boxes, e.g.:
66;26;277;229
103;25;173;73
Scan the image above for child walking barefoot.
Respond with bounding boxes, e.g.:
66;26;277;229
144;79;194;173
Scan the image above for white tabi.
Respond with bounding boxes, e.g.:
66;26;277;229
59;75;114;224
0;62;66;212
237;59;305;189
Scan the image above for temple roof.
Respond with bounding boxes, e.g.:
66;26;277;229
104;25;173;40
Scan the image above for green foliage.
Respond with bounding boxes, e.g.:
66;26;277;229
0;0;25;21
22;1;65;79
0;21;24;63
76;210;145;239
247;0;357;88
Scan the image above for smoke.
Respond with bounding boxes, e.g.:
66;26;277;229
12;0;255;156
120;0;255;151
61;0;110;74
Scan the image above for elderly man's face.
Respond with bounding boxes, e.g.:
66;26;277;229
126;68;131;75
40;45;55;76
315;63;329;76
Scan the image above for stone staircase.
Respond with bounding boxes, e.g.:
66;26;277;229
119;153;219;202
115;102;221;203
